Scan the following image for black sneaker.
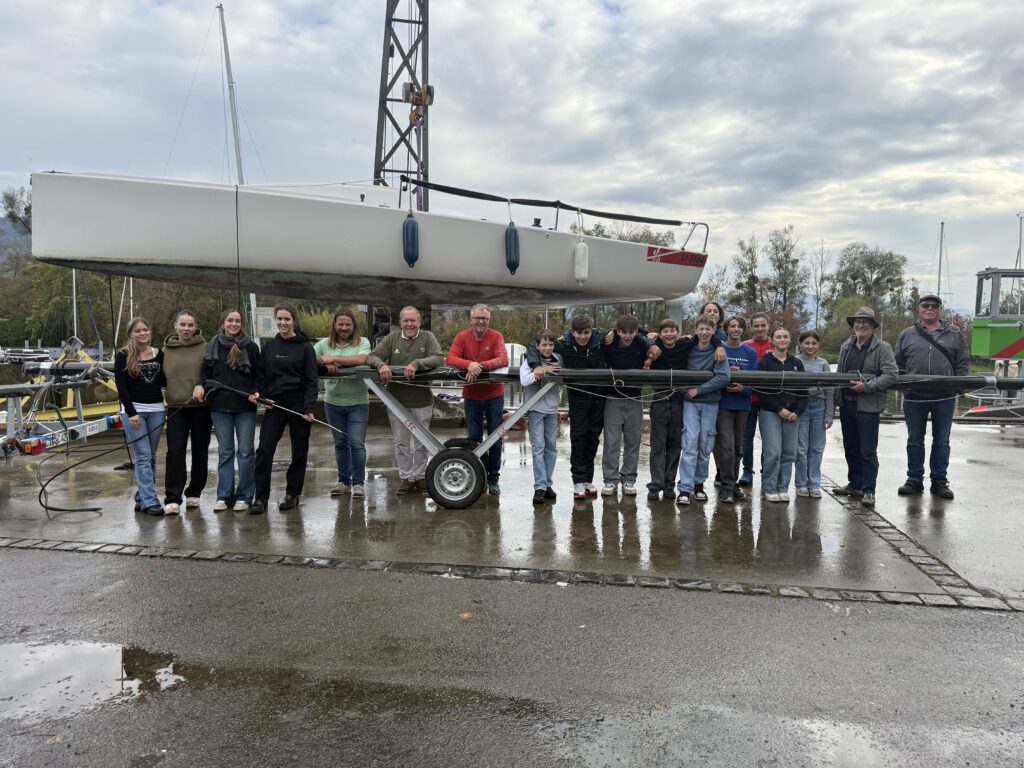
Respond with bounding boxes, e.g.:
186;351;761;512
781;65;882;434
142;505;164;517
732;486;747;501
647;489;660;501
898;479;925;496
532;490;546;505
249;499;267;515
544;487;557;500
833;484;864;498
722;491;735;503
930;480;954;499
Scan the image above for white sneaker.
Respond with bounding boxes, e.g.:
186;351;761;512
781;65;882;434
809;488;822;498
765;492;781;502
213;499;229;511
796;488;809;497
330;482;351;496
573;483;587;499
185;497;201;508
675;490;692;505
601;483;617;496
164;502;180;515
584;483;598;496
778;492;790;502
351;485;365;497
232;500;249;512
623;483;637;496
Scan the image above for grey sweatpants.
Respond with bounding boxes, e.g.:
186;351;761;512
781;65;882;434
602;398;643;485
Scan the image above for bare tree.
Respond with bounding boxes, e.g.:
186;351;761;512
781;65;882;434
808;237;833;328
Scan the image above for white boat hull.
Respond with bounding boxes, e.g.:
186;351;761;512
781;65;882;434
31;173;707;307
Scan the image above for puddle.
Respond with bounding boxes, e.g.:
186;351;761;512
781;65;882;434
0;642;184;723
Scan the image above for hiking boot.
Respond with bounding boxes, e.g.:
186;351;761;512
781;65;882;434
833;484;863;498
573;483;587;499
533;490;546;505
897;479;924;496
396;479;414;496
693;483;708;501
931;480;954;499
330;482;350;496
862;492;876;507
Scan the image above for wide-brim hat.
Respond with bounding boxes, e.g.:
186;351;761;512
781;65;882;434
846;306;880;328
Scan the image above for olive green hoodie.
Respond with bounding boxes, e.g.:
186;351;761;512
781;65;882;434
162;331;207;407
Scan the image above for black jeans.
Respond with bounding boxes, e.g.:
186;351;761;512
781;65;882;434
163;407;212;504
568;394;604;484
254;393;312;500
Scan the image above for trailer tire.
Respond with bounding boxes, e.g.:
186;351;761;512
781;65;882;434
425;448;485;509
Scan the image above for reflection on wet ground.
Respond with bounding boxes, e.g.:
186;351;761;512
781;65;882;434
1;422;1022;597
0;642;183;722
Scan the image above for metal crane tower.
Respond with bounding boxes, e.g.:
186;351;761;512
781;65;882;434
373;0;433;211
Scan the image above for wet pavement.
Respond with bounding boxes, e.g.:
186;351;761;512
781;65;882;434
1;420;1022;602
2;420;1023;766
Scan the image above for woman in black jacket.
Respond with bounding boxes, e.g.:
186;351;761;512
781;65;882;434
202;309;261;512
757;327;807;502
250;304;318;514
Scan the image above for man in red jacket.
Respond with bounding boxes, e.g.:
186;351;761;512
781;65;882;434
447;304;510;495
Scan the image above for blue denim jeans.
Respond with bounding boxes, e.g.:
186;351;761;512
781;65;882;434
210;410;257;504
324;403;369;486
795;397;826;490
838;401;881;493
527;411;558;491
759;410;798;494
464;396;504;483
903;397;956;482
678;400;719;492
122;410;165;509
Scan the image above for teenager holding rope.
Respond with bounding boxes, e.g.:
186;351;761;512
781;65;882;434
114;317;166;517
202;309;261;512
250;304;318;514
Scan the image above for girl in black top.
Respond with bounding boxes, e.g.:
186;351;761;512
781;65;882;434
250;304;318;514
114;316;166;517
757;327;807;501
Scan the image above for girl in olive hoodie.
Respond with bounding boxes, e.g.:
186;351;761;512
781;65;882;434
162;310;210;514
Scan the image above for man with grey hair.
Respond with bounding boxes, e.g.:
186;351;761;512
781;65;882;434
367;307;445;495
447;304;509;495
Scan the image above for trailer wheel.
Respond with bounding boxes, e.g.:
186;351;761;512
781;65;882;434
425;448;485;509
443;437;479;451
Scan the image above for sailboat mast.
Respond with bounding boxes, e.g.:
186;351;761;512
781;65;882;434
937;221;944;297
218;3;245;186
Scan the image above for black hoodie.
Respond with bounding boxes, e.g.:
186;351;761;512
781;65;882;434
257;331;319;412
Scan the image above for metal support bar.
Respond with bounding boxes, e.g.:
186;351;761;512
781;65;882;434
363;378;446;456
474;380;554;459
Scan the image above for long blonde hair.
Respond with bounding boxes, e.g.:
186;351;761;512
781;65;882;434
219;309;246;369
122;316;151;377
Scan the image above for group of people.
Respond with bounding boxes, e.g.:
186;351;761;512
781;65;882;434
111;294;969;516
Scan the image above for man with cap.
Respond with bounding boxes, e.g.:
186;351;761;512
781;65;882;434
834;307;898;507
894;293;970;499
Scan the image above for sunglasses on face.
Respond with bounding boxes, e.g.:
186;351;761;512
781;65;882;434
920;303;940;310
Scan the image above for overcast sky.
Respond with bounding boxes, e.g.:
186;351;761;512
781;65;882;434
3;0;1023;311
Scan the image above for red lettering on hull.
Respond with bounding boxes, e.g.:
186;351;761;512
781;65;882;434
646;247;708;268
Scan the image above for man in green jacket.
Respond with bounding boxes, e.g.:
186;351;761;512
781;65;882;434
366;306;445;495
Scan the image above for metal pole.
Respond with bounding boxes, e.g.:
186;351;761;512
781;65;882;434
218;3;245;187
71;269;78;340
